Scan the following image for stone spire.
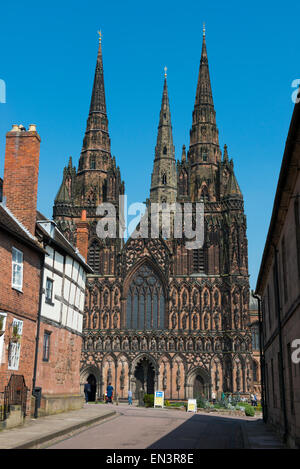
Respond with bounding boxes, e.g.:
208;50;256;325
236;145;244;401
78;32;111;173
189;25;222;168
150;73;177;204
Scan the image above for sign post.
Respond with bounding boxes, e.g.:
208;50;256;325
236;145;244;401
187;399;197;413
154;391;164;408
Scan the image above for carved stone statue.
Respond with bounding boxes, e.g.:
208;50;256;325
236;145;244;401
204;290;209;306
234;309;239;329
214;313;220;331
204;314;209;330
96;337;102;350
171;313;177;329
141;337;147;350
188;338;193;351
104;290;109;306
93;314;97;329
193;314;198;330
236;365;241;392
193;290;198;306
113;313;118;329
132;337;139;351
122;337;129;351
120;366;125;389
114;290;119;305
214;290;219;306
176;366;181;391
107;365;112;385
163;367;167;390
87;336;93;351
103;313;109;329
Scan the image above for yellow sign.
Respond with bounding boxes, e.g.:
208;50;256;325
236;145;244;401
187;399;197;413
154;391;164;408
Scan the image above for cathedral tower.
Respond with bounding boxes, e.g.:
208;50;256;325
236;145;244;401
53;33;125;274
150;70;177;205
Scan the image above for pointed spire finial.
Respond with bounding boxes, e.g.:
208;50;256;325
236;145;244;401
98;30;102;43
203;22;206;37
164;66;167;78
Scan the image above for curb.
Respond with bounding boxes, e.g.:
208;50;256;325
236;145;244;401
7;410;117;449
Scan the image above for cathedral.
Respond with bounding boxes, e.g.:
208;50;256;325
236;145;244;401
53;28;254;402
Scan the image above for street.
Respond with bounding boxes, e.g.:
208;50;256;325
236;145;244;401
48;404;249;449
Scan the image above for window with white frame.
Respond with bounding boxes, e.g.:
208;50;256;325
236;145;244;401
8;318;23;370
45;278;54;303
12;247;23;291
0;313;7;364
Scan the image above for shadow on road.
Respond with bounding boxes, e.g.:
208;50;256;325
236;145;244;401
147;412;246;449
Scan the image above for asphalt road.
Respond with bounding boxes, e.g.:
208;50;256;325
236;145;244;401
47;404;245;449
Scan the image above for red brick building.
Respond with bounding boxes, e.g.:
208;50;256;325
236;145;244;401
0;124;92;422
0;125;45;417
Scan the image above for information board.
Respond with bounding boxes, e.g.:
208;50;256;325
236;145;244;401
187;399;197;413
154;391;164;408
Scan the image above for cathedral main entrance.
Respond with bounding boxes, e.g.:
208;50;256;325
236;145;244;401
133;358;155;398
193;374;208;399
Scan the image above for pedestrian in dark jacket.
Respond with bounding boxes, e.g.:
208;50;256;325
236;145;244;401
84;381;91;403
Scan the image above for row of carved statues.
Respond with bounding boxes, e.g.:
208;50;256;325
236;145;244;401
83;334;252;353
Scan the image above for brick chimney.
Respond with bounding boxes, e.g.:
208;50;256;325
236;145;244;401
76;210;89;261
3;124;41;235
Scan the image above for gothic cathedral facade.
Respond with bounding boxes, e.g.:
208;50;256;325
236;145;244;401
53;30;253;401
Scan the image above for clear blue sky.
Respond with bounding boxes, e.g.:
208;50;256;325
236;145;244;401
0;0;299;289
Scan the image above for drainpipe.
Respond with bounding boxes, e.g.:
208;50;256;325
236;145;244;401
32;253;45;418
273;245;288;443
252;292;267;422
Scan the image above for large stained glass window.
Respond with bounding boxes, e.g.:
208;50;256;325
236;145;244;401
126;265;165;329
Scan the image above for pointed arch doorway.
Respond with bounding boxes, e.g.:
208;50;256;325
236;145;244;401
133;357;155;399
187;367;211;399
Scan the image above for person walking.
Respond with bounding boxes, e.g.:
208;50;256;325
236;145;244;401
128;389;133;405
106;382;114;403
211;391;216;405
84;380;91;404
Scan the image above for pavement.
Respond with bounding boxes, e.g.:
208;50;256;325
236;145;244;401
0;403;117;449
0;403;286;450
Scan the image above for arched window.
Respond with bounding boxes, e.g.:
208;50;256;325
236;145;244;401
163;146;167;155
126;264;165;330
88;240;100;274
162;173;167;185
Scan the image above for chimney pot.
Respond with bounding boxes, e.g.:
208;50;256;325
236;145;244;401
28;124;37;132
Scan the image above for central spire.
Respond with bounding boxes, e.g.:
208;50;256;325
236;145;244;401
150;71;177;204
